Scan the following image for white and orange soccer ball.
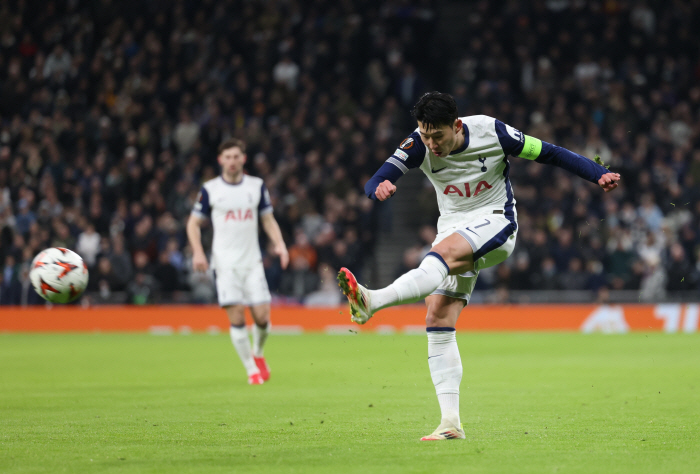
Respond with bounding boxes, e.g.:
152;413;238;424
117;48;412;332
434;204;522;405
29;248;89;303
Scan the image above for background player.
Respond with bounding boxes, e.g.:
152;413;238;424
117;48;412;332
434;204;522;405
338;92;620;440
187;138;289;385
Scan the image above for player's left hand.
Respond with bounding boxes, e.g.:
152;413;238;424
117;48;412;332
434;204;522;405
598;172;620;192
275;244;289;270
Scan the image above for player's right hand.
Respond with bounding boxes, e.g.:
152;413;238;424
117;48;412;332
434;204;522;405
375;180;396;201
192;251;209;272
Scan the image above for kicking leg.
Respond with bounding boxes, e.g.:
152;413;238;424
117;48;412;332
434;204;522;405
225;305;263;385
338;233;474;324
421;294;466;441
249;303;271;381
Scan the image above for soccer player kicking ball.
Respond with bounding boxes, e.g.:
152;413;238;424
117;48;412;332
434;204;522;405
338;92;620;440
188;138;289;385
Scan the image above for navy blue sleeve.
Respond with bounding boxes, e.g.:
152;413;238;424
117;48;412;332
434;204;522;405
192;187;211;217
495;119;609;184
494;120;526;156
364;162;404;200
536;142;610;184
259;182;273;214
364;132;426;200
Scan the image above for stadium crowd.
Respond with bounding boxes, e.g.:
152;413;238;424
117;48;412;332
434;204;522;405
0;0;699;305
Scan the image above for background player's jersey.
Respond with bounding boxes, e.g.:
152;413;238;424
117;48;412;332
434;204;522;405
191;175;272;270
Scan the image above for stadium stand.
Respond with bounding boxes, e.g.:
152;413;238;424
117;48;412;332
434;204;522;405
0;0;698;305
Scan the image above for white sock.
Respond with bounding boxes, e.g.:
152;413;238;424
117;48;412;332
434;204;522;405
370;253;449;311
427;329;462;428
252;321;270;358
229;324;259;376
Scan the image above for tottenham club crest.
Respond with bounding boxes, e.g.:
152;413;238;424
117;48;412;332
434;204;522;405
478;155;487;172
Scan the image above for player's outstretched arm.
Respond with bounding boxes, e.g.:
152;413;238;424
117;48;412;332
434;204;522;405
512;132;620;192
260;212;289;269
497;121;621;191
186;214;209;272
533;143;621;192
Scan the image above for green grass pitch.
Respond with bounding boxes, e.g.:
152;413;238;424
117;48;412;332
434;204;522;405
1;331;699;473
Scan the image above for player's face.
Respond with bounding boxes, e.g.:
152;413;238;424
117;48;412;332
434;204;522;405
218;146;246;177
417;119;464;157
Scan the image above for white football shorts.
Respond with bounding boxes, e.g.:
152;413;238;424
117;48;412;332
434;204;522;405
432;209;518;303
215;263;271;307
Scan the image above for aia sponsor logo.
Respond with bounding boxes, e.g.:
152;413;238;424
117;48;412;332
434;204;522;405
225;209;254;221
400;137;414;149
443;181;493;197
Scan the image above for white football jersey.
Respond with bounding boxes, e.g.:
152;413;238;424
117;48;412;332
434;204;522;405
191;175;272;270
387;115;521;232
375;114;609;236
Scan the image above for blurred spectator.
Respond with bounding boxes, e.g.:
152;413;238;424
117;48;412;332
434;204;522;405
585;260;608;292
0;255;21;305
550;228;579;272
88;257;124;293
17;264;43;306
639;253;667;302
51;221;75;249
280;255;319;302
153;250;180;293
132;251;153;278
272;56;300;91
666;243;696;292
303;263;344;307
14;200;36;236
606;232;637;289
104;237;130;288
127;273;154;305
165;238;185;271
558;258;588;291
531;257;558;291
173;110;200;157
637;194;664;232
130;216;157;262
43;44;72;81
288;228;317;271
510;252;533;290
76;223;100;268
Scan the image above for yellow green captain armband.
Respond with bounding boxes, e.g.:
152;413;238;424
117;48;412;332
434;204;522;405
518;135;542;160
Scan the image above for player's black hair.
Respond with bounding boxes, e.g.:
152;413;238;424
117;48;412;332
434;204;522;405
411;92;458;130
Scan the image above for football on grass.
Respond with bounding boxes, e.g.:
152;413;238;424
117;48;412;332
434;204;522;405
30;248;89;303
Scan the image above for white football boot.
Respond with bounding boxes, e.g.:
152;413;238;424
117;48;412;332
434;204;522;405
420;421;466;441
